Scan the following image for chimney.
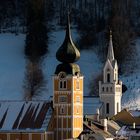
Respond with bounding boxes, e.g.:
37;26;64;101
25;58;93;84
96;108;100;122
88;121;92;127
84;115;88;122
133;122;136;129
101;119;107;131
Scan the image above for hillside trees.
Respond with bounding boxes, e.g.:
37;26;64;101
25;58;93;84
25;0;48;61
0;0;139;71
44;0;55;22
76;0;109;49
110;0;135;71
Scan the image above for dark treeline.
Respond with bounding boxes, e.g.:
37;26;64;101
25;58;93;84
25;0;48;61
1;0;139;33
0;0;140;70
24;0;48;100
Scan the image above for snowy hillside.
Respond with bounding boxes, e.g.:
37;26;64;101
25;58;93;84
0;30;101;100
0;34;25;100
121;39;140;110
0;30;140;109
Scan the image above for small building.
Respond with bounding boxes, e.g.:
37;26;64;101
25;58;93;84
116;125;140;140
80;119;115;140
0;101;54;140
112;109;140;140
112;109;140;125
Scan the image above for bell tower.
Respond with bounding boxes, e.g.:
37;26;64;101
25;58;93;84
53;14;83;140
99;31;122;118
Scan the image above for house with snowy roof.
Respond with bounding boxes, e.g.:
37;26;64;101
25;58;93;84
0;15;123;140
0;101;55;140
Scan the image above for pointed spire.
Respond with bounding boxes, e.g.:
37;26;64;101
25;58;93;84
66;11;71;41
107;30;114;62
56;12;80;63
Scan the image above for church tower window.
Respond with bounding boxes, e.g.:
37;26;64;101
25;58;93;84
107;73;110;83
58;72;67;90
76;96;80;102
110;87;112;92
76;80;80;90
59;96;67;103
60;81;63;89
76;106;79;114
59;80;67;90
106;103;109;114
60;106;65;114
63;81;66;88
106;87;108;92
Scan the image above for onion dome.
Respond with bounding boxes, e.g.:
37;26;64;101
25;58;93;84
56;14;80;63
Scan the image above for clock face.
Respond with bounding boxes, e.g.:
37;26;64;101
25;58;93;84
58;72;66;79
107;68;110;72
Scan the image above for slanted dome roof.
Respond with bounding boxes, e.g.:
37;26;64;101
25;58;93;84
55;63;80;75
56;14;80;63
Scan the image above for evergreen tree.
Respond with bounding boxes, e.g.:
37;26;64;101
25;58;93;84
25;0;48;61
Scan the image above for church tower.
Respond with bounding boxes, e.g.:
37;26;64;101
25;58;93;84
53;14;83;140
99;31;122;118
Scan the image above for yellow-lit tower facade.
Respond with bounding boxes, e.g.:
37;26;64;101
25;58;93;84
53;14;83;140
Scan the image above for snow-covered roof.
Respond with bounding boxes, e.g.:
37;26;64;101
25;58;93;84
112;109;140;125
84;96;102;115
129;110;140;117
117;125;140;138
0;101;53;132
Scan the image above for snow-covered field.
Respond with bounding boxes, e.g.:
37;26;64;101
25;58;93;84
121;39;140;110
0;33;25;100
0;30;140;110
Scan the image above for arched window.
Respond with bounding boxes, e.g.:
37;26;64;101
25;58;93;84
60;81;63;89
106;87;108;92
106;103;109;114
60;106;65;114
59;96;67;103
76;80;80;90
110;87;112;92
59;80;67;90
76;96;80;102
76;106;79;114
63;81;66;88
107;73;110;82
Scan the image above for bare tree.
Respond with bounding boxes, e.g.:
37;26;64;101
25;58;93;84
23;61;46;100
